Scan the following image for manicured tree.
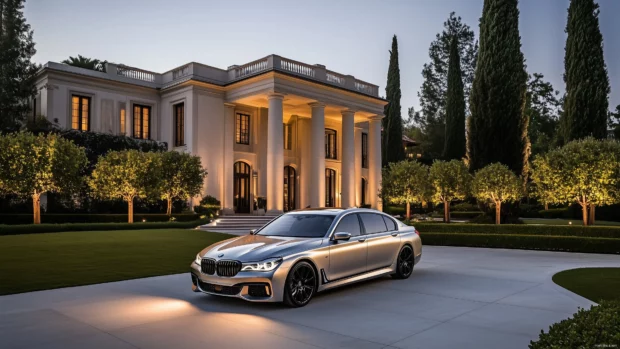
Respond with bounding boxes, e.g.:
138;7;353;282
159;151;207;216
89;150;162;223
382;35;406;166
0;132;87;224
562;0;609;142
0;0;39;131
381;160;433;220
472;163;522;225
443;35;466;160
467;0;529;177
530;138;620;226
430;160;472;223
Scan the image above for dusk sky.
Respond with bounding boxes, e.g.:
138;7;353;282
24;0;619;114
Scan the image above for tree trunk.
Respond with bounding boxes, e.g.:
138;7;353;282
32;193;41;224
443;200;450;223
128;198;134;223
406;202;411;220
495;202;501;225
588;205;595;226
167;198;173;216
544;202;548;211
581;203;588;226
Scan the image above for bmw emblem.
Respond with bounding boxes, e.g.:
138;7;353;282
218;253;224;258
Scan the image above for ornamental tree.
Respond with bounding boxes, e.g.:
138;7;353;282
89;150;162;223
430;160;472;223
381;160;433;220
472;163;522;225
159;151;207;216
0;132;87;224
531;138;620;226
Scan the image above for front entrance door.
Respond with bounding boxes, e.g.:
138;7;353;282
233;161;251;213
325;169;336;207
284;166;296;212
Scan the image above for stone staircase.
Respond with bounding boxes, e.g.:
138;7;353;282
200;214;278;235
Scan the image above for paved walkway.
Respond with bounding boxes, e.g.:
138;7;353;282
1;246;619;349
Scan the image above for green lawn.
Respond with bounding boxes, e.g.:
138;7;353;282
553;268;620;302
521;218;620;226
0;229;232;295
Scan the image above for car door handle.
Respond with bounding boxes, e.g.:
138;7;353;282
358;238;366;242
391;233;398;237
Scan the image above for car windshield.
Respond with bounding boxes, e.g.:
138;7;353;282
257;214;336;238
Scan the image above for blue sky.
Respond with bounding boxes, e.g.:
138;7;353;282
24;0;619;112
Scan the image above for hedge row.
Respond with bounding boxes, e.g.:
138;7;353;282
420;233;620;254
0;219;210;235
411;222;620;239
449;211;483;219
0;213;200;225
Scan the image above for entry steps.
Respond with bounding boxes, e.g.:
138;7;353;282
200;214;277;235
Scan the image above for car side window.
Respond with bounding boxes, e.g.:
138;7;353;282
359;213;387;234
334;214;361;237
382;216;397;231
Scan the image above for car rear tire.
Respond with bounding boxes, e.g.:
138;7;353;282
283;261;316;307
392;245;415;279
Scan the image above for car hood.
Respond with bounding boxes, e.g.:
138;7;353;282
200;234;323;262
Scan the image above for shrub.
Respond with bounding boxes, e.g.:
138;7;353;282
0;213;200;225
529;301;620;348
0;219;209;235
410;222;620;239
449;211;483;219
539;208;569;219
194;195;220;217
451;202;480;212
419;233;620;254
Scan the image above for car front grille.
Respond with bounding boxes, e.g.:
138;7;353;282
198;280;241;296
201;258;216;275
216;260;242;277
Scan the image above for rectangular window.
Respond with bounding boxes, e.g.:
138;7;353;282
119;108;126;135
283;123;292;150
325;129;337;159
362;133;368;168
71;95;90;131
133;104;151;139
174;103;185;147
236;113;250;144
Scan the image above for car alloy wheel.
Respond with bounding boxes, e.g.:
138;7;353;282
284;261;316;307
393;245;414;279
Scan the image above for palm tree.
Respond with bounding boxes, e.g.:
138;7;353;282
62;55;106;72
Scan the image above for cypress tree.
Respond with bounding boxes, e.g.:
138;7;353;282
562;0;609;141
443;36;466;160
0;0;39;131
382;35;405;166
467;0;528;176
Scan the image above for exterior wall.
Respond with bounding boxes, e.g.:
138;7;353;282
195;89;226;203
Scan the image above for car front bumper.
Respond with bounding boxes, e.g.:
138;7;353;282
190;261;290;302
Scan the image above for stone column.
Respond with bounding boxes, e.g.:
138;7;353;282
340;109;356;208
368;115;383;210
222;103;236;215
354;126;362;206
309;102;326;208
266;93;285;214
298;117;311;208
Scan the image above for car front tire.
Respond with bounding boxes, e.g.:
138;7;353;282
283;261;316;307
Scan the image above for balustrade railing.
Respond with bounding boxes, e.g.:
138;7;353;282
116;65;156;83
280;58;315;78
172;64;190;79
326;71;346;86
234;58;269;79
354;80;378;96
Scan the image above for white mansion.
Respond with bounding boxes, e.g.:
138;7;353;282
34;55;387;214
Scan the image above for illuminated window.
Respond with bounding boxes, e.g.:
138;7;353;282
236;113;250;144
325;168;336;207
325;129;337;159
119;108;126;135
133;104;151;139
362;133;368;168
71;95;90;131
283;123;292;150
174;103;185;147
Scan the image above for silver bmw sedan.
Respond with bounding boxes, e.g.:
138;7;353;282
190;208;422;307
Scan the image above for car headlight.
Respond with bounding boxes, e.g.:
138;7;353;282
194;254;202;265
241;257;282;272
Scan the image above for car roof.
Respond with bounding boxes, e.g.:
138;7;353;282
287;207;385;216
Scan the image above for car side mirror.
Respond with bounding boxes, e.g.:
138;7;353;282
249;229;256;235
333;232;351;241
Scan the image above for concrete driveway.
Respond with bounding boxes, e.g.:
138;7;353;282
1;246;619;349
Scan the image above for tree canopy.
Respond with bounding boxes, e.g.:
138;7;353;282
525;73;562;156
472;163;522;224
429;160;472;222
0;132;87;223
382;35;405;166
159;151;207;216
443;35;467;160
381;160;433;219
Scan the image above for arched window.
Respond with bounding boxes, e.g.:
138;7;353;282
233;161;251;213
325;129;337;159
325;168;336;207
284;166;296;212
